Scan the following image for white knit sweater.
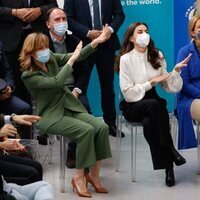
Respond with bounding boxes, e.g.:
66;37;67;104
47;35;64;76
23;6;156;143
119;49;183;102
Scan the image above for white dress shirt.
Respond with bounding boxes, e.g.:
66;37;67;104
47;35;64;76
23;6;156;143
119;48;183;102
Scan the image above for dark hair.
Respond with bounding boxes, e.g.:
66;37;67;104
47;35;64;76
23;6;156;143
45;7;66;22
115;22;162;72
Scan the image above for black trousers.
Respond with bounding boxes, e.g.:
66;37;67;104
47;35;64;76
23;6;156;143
120;87;174;170
0;154;42;185
86;46;116;126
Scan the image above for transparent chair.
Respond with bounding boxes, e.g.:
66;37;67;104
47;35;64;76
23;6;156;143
32;100;69;192
116;91;180;182
47;134;69;193
116;113;142;182
115;90;143;182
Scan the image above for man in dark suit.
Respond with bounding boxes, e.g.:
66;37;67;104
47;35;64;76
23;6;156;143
64;0;125;137
0;41;31;115
45;7;92;168
0;0;58;104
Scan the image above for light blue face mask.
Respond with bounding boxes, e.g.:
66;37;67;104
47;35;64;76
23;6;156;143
54;22;68;36
36;48;50;63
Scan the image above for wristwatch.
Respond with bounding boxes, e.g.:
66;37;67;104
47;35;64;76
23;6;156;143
10;113;16;123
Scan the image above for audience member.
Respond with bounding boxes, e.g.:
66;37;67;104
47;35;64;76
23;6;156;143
0;0;58;104
19;32;111;198
0;41;31;115
45;7;92;168
64;0;125;137
1;175;54;200
0;114;42;185
117;22;191;187
176;15;200;149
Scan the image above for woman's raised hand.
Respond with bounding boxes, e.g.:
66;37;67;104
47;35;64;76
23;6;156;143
174;53;192;72
67;41;83;66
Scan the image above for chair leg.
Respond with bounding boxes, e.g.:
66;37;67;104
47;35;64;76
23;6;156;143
48;135;55;164
59;136;67;193
116;115;122;172
131;126;137;182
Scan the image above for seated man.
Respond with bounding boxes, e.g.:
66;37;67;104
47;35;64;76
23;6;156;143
45;7;92;168
0;41;32;115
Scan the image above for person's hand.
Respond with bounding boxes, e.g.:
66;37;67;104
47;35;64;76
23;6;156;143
0;124;17;138
0;139;25;151
102;25;112;40
0;86;12;100
88;30;102;40
12;115;41;126
23;7;42;23
174;53;192;72
90;24;110;48
67;41;83;66
12;8;30;20
149;73;171;86
72;89;79;98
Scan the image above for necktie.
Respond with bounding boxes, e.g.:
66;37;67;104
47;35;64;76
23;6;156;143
93;0;101;30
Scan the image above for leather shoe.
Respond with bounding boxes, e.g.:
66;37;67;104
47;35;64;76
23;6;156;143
165;168;175;187
109;125;125;137
171;147;186;166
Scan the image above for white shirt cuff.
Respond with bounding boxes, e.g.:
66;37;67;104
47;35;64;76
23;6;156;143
108;26;114;33
4;115;11;124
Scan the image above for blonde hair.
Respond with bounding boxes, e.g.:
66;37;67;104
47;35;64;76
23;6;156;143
189;15;200;39
19;33;49;71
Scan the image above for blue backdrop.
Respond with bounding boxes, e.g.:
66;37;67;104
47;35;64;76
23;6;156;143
88;0;174;116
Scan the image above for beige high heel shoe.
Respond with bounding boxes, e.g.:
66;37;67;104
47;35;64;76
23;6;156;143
86;174;108;193
71;178;92;198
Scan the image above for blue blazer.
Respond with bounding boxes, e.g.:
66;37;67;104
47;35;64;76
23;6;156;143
64;0;125;51
176;41;200;149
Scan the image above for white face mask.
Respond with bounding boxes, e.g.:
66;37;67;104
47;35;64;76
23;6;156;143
136;32;150;48
53;22;68;36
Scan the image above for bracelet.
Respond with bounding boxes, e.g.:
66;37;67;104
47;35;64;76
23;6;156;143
15;9;18;17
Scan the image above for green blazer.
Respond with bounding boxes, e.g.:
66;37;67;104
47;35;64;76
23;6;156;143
22;44;95;133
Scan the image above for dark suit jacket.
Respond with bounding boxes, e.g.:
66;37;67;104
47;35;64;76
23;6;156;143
0;42;14;88
64;0;125;51
0;114;5;128
0;0;58;52
48;33;90;93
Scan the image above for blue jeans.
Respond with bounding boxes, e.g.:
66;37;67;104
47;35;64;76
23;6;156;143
4;179;54;200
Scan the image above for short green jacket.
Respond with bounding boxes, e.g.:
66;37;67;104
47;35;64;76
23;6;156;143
22;44;95;133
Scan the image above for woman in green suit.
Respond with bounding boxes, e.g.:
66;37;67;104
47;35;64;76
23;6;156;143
19;30;111;198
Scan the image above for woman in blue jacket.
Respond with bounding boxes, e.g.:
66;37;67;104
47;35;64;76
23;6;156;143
176;15;200;149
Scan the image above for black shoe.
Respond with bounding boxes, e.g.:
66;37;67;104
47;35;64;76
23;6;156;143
37;134;48;145
171;147;186;166
165;168;175;187
66;149;76;169
109;125;125;137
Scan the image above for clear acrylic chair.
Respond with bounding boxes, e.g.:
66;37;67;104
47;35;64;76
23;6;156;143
115;90;143;182
48;134;69;193
116;91;179;182
116;113;142;182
